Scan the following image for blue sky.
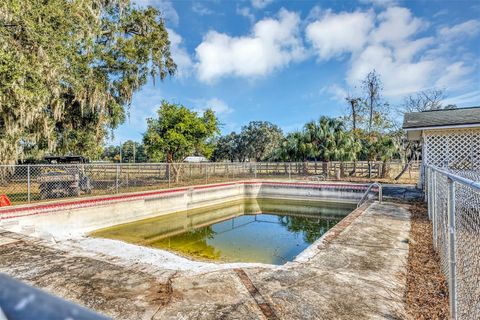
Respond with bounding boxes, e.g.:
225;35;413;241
113;0;480;144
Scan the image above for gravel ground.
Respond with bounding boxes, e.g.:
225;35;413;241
405;202;449;319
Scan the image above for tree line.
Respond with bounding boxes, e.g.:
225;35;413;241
209;71;455;170
101;70;454;176
1;1;456;168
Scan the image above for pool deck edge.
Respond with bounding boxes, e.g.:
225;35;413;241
0;198;412;319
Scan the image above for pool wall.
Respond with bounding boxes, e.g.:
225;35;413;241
0;181;374;239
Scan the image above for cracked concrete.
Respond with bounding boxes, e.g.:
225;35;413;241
0;201;411;320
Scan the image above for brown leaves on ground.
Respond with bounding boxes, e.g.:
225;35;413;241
406;202;449;319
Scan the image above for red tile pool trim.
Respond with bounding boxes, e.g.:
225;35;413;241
245;181;377;191
0;181;375;219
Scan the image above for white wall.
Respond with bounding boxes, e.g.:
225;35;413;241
1;182;365;239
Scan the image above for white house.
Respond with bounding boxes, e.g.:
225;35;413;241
183;156;209;163
403;107;480;185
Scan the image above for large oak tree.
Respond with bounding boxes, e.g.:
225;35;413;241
143;101;219;180
0;0;176;163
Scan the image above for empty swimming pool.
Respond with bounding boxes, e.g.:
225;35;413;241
91;198;355;265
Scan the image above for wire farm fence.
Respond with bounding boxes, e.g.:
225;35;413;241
425;165;480;320
0;161;419;205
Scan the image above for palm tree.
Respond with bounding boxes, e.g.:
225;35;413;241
360;132;398;178
302;117;359;178
375;135;398;178
276;131;314;162
305;117;358;162
274;117;373;177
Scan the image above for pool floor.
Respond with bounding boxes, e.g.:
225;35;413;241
91;198;355;265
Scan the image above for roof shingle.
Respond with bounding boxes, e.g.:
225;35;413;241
403;107;480;129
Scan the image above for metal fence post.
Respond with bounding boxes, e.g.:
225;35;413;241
288;163;291;180
432;170;437;247
168;164;171;188
205;163;208;184
115;165;119;194
254;163;257;179
27;165;31;203
447;177;458;320
378;184;382;203
427;167;432;219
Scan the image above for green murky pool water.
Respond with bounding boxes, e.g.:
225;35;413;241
91;199;355;265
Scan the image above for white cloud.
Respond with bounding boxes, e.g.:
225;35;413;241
347;7;445;96
251;0;274;9
305;5;322;23
370;7;426;45
166;28;193;78
305;10;374;59
307;6;478;98
348;45;437;96
442;90;480;107
195;9;306;82
394;37;434;62
192;98;233;115
205;98;233;114
346;8;434;96
424;20;480;59
433;9;449;18
192;2;214;16
439;20;480;40
435;62;474;88
237;5;255;23
321;84;348;103
133;0;179;26
359;0;398;7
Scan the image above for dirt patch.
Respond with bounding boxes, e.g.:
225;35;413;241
405;202;449;319
149;272;176;319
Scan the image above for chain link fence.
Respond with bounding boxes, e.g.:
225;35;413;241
0;161;418;205
425;165;480;320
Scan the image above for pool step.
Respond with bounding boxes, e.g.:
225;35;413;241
20;225;36;235
0;220;56;243
32;231;56;243
0;220;19;227
0;220;22;233
0;221;35;235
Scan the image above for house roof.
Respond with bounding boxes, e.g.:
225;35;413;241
403;107;480;130
183;156;208;162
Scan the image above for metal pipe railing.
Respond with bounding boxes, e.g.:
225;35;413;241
447;176;457;320
357;182;382;208
428;165;480;191
0;273;109;320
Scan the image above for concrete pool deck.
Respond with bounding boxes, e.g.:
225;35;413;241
0;200;411;319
